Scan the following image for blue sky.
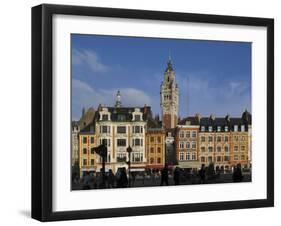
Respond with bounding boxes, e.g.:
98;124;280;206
71;34;251;121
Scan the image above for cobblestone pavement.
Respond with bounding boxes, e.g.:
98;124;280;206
72;173;251;190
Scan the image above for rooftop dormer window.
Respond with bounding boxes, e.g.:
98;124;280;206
134;114;141;121
208;126;213;132
201;126;205;132
102;114;109;121
225;126;228;132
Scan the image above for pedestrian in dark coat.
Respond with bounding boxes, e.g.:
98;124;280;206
198;164;206;184
173;167;180;185
232;164;243;182
161;164;169;186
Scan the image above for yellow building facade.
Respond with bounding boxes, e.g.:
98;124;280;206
79;131;96;177
230;128;250;169
146;129;166;170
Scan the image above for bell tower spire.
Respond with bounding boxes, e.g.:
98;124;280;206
160;57;179;129
115;90;122;107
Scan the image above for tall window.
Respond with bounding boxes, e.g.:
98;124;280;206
234;125;238;132
191;131;197;138
191;141;196;149
150;158;154;164
201;136;206;142
83;148;87;154
217;146;222;152
117;126;126;133
180;152;184;161
179;142;184;149
192;153;196;160
208;146;213;152
208;156;213;162
150;147;154;153
201;126;205;132
90;159;95;165
201;147;206;153
117;153;126;162
201;156;205;162
224;156;229;161
234;146;238;152
179;131;184;138
83;159;87;166
133;126;142;133
90;137;94;144
224;146;229;152
157;147;161;153
225;136;229;142
117;139;126;146
208;126;213;132
208;136;213;142
133;138;142;146
217;126;221;132
83;137;87;144
217;136;221;142
101;126;109;133
217;156;222;162
186;152;190;160
157;136;161;143
234;155;238;160
157;158;161;164
241;125;245;132
186;131;190;138
150;136;154;142
225;126;228;132
186;142;190;149
241;145;246;151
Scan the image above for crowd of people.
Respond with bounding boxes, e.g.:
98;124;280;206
75;163;247;190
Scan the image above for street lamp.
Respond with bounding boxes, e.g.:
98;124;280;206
93;141;107;188
126;146;132;187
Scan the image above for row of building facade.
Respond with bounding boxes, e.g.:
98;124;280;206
72;59;252;177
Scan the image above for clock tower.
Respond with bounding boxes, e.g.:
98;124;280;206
160;59;179;129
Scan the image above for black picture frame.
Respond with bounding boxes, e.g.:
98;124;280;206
32;4;274;222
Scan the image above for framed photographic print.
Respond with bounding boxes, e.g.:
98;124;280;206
32;4;274;221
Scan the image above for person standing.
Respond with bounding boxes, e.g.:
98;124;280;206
161;164;169;186
199;164;206;184
173;167;180;185
232;164;243;182
107;169;115;188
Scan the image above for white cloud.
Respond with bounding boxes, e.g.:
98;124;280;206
176;71;251;117
72;79;152;119
72;49;109;73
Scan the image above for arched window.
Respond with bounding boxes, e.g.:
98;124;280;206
150;158;154;164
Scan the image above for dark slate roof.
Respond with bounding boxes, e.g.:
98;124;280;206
80;122;95;133
178;116;200;126
178;111;252;132
96;106;153;122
